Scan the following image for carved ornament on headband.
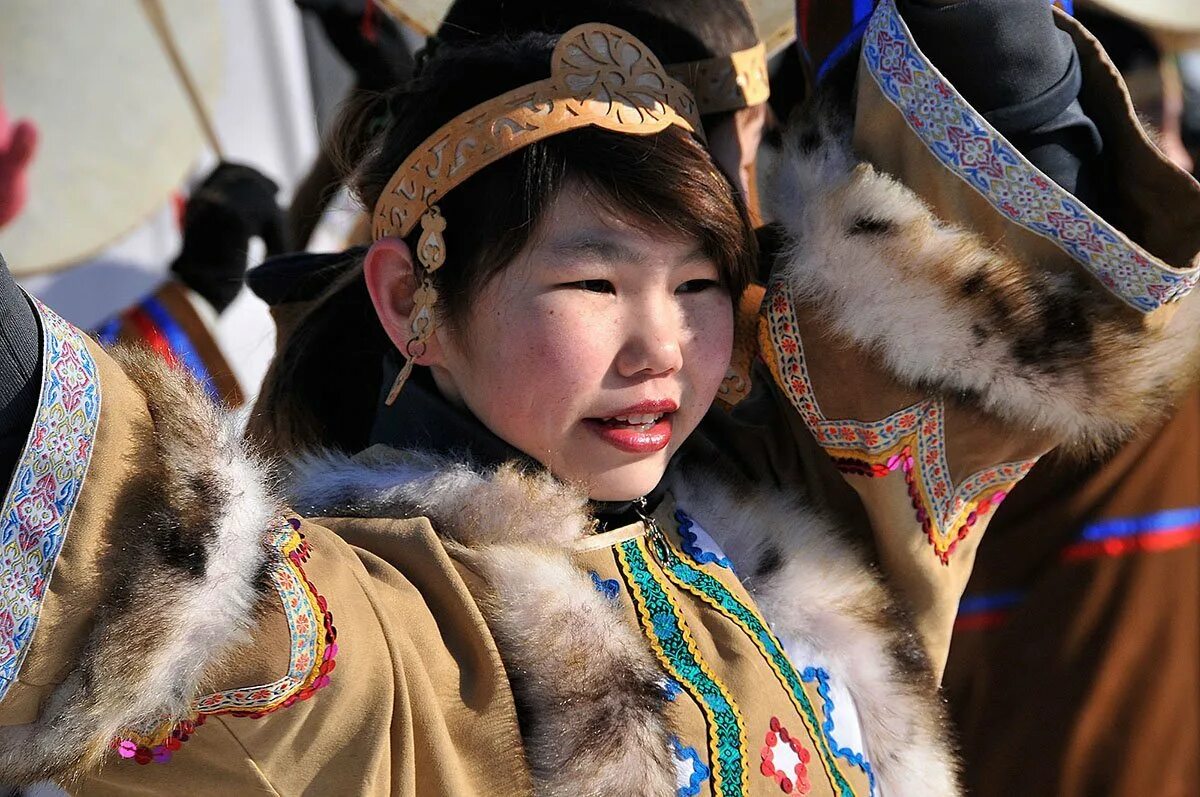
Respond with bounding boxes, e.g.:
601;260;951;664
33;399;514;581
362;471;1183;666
372;23;705;245
373;23;706;404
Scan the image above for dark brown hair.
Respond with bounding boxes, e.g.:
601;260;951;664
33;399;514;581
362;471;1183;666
252;33;756;456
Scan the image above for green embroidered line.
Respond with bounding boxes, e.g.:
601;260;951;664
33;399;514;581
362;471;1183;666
660;514;857;797
616;538;748;797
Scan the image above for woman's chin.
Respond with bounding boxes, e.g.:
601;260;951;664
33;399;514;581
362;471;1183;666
579;459;670;503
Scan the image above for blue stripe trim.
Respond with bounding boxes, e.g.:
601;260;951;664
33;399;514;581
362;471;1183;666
958;590;1025;615
817;15;871;82
94;317;122;346
139;296;219;400
1080;507;1200;542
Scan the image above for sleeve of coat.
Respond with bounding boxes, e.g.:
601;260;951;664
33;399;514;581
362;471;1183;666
0;298;340;786
754;0;1200;676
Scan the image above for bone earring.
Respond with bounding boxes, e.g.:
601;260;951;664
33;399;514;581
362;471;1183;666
384;206;447;405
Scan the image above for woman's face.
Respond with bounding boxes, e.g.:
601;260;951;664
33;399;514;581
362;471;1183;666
430;180;735;501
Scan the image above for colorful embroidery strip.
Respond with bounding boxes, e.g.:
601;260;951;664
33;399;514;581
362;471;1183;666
658;514;856;797
862;0;1200;313
616;537;748;797
761;280;1036;564
0;300;101;702
114;517;337;764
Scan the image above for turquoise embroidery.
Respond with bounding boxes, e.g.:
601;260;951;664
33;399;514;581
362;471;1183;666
659;512;857;797
617;538;747;797
802;667;876;794
671;736;711;797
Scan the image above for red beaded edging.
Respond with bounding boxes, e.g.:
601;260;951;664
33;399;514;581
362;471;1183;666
111;518;338;765
832;447;1008;566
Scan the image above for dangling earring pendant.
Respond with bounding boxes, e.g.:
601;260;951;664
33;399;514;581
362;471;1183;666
385;206;446;405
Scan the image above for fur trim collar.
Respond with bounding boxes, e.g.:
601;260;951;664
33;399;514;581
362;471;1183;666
291;447;961;797
292;446;677;796
764;79;1200;454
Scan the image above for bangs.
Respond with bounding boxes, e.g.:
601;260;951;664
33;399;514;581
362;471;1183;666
558;127;758;297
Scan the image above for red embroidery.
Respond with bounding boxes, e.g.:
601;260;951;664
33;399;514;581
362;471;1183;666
112;517;337;764
760;716;813;794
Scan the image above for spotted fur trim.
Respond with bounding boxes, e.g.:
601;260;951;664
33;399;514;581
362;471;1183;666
0;348;282;786
668;455;960;797
291;447;960;797
765;79;1200;454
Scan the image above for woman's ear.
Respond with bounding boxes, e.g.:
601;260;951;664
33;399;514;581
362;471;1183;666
363;237;445;366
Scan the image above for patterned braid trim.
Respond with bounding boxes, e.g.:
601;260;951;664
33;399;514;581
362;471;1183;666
111;517;337;765
662;511;855;797
759;281;1036;564
616;537;750;797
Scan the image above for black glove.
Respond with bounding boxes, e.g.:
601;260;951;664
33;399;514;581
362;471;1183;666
170;162;285;314
0;250;41;490
295;0;413;91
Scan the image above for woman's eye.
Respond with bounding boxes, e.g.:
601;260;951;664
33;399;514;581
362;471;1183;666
676;279;720;294
570;279;615;294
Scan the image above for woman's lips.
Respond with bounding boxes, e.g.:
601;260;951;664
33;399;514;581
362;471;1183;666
583;414;673;454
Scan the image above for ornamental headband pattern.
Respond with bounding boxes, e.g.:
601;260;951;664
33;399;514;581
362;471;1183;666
372;23;704;243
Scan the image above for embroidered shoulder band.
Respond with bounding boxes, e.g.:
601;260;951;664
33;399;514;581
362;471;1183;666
862;0;1200;313
0;299;100;701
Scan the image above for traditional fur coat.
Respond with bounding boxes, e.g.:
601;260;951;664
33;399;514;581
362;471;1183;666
0;322;958;796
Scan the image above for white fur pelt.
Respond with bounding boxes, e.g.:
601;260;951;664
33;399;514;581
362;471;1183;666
292;446;960;797
668;455;960;797
764;78;1200;455
293;446;677;797
0;347;282;786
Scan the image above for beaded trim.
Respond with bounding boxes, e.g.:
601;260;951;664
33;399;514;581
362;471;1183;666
862;0;1200;314
760;716;815;795
0;300;100;703
761;281;1037;564
112;517;337;764
616;537;749;797
661;512;856;796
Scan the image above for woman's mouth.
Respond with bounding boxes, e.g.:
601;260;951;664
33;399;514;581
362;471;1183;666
584;402;676;454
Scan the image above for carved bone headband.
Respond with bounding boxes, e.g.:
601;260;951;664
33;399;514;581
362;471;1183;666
372;23;706;402
373;23;704;242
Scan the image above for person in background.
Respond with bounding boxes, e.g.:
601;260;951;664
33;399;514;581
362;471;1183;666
92;162;285;408
934;2;1200;795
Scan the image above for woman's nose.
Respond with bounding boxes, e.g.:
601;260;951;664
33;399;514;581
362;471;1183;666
615;312;684;378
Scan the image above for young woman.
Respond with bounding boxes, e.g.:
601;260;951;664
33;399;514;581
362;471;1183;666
2;7;1198;797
